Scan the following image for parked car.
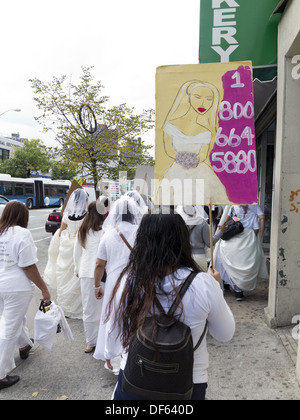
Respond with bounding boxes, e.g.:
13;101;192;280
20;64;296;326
45;208;62;235
0;195;9;217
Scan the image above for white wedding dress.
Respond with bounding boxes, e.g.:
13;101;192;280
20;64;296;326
214;228;268;292
158;122;230;205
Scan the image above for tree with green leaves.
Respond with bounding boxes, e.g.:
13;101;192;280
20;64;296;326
50;159;79;180
0;139;51;178
30;66;155;196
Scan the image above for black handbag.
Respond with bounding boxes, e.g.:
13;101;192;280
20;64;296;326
222;217;244;241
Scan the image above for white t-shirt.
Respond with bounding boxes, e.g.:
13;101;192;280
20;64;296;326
97;222;139;275
0;226;38;292
104;268;236;384
74;229;104;278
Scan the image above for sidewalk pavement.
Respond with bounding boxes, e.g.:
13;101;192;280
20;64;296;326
0;280;299;400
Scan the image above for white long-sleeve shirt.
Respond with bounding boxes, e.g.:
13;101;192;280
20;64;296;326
73;230;104;278
104;267;235;384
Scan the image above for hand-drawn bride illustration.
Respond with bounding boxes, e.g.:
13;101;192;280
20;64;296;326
157;80;231;205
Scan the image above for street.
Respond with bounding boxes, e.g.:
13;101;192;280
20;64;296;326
28;208;53;270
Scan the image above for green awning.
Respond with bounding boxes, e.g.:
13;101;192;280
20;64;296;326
272;0;290;15
253;66;278;82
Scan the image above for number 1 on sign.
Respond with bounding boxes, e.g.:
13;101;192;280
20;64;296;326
231;71;245;88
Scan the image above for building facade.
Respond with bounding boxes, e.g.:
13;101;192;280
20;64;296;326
264;0;300;329
198;0;300;332
0;133;25;161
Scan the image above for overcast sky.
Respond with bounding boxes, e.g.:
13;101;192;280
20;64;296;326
0;0;200;155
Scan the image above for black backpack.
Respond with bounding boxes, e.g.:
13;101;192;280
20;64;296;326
122;271;208;400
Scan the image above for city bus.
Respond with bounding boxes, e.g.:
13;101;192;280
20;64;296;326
0;174;71;209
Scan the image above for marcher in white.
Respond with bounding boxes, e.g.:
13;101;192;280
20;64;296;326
73;198;110;353
44;188;89;318
231;204;265;239
214;204;268;301
0;201;51;389
176;205;225;270
103;211;235;400
93;196;146;372
124;190;149;214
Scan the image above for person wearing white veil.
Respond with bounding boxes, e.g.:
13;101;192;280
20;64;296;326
176;205;225;271
93;196;146;373
213;205;269;301
44;188;89;318
156;80;230;205
124;190;149;214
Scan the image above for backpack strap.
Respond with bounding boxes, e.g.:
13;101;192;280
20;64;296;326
193;320;208;351
168;271;208;351
153;271;198;315
189;225;197;235
168;271;198;317
153;295;165;314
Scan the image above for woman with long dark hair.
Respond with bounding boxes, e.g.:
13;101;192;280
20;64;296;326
0;201;51;389
104;211;235;400
93;196;147;373
73;198;109;353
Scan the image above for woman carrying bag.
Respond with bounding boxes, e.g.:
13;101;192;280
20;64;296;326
0;201;50;389
214;205;268;301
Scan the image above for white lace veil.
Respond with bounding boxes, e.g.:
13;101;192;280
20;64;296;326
64;188;89;218
176;205;208;226
102;195;147;232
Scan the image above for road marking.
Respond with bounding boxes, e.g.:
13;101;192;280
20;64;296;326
29;226;45;231
34;236;52;243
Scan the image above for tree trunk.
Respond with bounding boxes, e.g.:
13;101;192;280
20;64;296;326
91;161;100;199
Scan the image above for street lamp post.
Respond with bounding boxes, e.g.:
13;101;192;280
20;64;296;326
0;108;21;117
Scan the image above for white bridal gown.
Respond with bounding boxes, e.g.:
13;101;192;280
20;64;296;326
44;213;84;319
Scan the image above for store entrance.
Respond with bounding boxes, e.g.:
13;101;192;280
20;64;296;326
256;121;276;252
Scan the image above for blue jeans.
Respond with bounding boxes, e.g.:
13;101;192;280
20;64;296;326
113;369;207;400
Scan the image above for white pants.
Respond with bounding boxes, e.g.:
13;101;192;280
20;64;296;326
80;278;102;348
0;290;34;379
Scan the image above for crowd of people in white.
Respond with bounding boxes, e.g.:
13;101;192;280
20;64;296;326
0;188;268;398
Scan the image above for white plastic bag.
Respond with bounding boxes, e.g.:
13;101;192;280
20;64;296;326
34;301;73;351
